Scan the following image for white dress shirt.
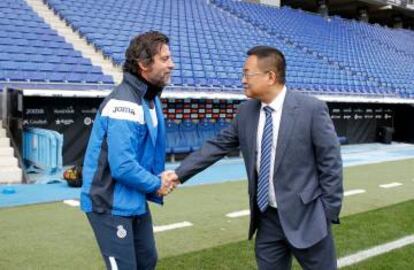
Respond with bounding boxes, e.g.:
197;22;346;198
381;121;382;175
256;86;287;208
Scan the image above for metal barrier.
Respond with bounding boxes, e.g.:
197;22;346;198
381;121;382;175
23;128;63;174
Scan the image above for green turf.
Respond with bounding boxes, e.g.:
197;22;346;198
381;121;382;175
341;158;414;216
0;159;413;269
0;203;104;269
152;158;414;258
157;199;414;269
342;244;414;270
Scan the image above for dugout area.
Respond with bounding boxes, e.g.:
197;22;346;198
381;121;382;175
2;86;414;183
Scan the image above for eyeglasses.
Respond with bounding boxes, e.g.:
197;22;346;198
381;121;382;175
241;71;270;79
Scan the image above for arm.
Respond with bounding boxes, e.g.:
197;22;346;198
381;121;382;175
175;117;240;183
311;101;343;223
106;118;162;194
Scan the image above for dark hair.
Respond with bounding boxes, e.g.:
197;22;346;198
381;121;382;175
247;46;286;84
123;31;169;75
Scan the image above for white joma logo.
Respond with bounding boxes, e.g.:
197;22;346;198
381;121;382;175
102;99;144;123
112;107;135;115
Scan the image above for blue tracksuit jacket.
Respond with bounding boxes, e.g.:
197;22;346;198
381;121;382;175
81;72;165;216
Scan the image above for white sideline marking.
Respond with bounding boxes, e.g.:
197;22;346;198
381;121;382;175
379;182;403;188
337;235;414;268
226;210;250;218
154;222;193;233
61;200;192;233
344;189;366;197
63;200;80;207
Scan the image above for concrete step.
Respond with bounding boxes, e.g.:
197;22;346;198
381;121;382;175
0;137;9;147
0;128;6;137
0;157;18;167
0;147;14;156
0;167;22;184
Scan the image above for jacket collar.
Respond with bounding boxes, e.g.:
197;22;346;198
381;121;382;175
123;72;148;96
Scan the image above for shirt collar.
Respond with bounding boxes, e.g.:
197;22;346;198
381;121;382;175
261;85;287;112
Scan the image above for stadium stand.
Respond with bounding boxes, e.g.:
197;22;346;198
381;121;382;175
1;0;413;172
43;0;414;98
42;0;370;95
212;0;414;98
0;0;113;84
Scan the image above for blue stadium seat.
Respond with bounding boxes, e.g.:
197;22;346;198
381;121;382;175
0;0;114;85
1;0;412;96
165;120;180;154
179;119;201;151
197;119;216;144
215;118;230;135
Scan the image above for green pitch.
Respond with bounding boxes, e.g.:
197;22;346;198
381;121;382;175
0;158;413;269
156;199;414;270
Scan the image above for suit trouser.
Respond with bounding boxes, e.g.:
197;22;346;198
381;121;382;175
86;209;157;270
255;207;337;270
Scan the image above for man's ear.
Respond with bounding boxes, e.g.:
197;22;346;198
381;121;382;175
268;70;278;85
138;61;150;72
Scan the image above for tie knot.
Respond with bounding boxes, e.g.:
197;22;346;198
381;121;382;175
263;106;273;115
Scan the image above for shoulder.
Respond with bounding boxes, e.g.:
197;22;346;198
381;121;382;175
110;81;141;103
99;84;144;124
288;90;326;109
237;98;259;113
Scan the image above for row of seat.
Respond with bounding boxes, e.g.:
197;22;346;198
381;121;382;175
165;119;230;154
0;70;113;84
46;0;398;96
0;0;412;98
166;119;349;155
212;0;413;98
0;0;114;85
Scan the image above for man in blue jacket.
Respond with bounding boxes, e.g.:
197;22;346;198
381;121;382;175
81;31;175;270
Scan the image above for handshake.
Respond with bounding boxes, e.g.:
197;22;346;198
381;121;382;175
156;170;180;197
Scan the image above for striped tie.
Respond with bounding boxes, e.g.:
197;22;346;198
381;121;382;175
257;106;273;213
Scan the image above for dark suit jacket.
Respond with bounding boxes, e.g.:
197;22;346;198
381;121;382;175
175;90;343;249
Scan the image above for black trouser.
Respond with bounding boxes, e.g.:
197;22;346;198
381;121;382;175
255;207;337;270
87;210;157;270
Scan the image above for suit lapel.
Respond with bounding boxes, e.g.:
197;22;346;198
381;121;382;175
273;90;298;177
248;100;261;193
249;100;261;156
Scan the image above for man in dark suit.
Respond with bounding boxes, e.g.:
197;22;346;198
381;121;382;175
168;46;343;270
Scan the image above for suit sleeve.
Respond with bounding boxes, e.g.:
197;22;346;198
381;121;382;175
311;100;343;223
175;116;240;183
106;118;161;194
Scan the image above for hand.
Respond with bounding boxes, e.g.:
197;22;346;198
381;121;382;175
156;170;179;196
163;170;180;186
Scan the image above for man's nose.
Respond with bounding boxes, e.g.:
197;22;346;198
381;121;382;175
169;59;175;69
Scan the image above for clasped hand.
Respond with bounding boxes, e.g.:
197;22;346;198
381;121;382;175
156;170;179;196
